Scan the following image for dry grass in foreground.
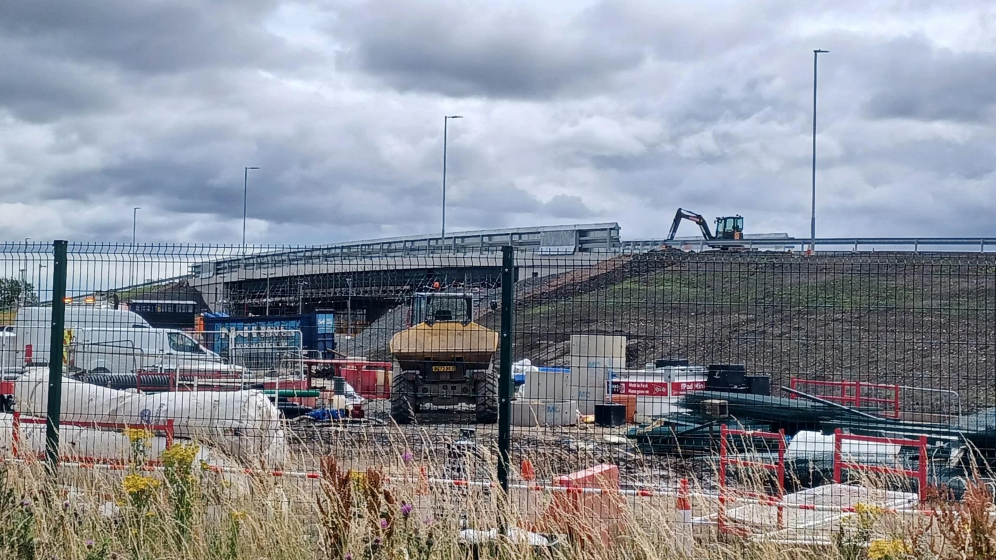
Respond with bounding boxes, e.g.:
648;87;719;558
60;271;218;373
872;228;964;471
0;428;993;560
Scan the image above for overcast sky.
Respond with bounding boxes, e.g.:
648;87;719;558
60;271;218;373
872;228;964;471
1;0;995;245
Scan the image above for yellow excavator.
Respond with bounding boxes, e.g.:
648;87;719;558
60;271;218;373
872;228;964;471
389;291;499;424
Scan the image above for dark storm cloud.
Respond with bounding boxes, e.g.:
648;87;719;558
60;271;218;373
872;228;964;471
333;0;645;99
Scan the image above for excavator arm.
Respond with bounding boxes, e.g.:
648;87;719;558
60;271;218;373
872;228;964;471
667;208;714;241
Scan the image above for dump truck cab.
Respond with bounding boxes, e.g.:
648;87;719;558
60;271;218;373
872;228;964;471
410;292;474;326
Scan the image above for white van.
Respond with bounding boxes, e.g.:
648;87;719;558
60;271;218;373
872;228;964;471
15;306;152;330
10;306;242;376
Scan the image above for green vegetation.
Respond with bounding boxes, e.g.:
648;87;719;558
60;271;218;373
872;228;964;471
0;277;38;311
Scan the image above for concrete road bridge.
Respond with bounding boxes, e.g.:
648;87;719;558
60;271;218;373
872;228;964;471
188;223;623;318
77;222;996;326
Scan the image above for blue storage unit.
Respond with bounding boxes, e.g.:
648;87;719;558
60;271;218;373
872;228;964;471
201;312;336;357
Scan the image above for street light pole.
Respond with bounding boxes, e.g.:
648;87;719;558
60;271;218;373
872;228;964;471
37;264;46;301
22;238;30;303
346;277;353;336
298;281;308;314
811;49;828;254
18;268;26;308
243;166;260;253
132;208;140;247
131;207;140;286
441;115;463;240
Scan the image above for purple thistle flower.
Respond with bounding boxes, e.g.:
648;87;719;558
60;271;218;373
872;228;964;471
345;554;353;560
85;540;94;549
20;499;30;507
402;451;413;464
400;502;414;517
380;518;389;529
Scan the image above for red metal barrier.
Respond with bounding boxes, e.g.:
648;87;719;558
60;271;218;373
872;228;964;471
305;359;393;399
790;377;900;418
12;412;175;465
718;424;786;535
833;428;928;502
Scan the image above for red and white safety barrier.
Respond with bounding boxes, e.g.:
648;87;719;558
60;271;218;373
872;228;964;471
0;453;935;521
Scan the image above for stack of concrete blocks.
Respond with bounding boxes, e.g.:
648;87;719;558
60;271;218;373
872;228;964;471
512;360;573;427
570;335;627;416
510;334;627;426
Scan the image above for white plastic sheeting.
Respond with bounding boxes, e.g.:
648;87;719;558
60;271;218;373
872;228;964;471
786;431;900;462
0;413;253;499
0;413;216;464
15;368;286;467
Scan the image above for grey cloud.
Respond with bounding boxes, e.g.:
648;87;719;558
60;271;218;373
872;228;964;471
543;194;599;219
332;0;645;99
0;41;115;122
579;0;802;62
860;36;996;122
0;0;311;75
5;0;996;246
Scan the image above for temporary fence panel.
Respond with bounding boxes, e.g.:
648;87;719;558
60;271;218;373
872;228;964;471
0;241;992;552
718;425;786;535
833;428;929;502
790;377;901;418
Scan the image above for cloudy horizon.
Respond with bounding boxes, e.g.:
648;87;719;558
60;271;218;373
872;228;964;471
2;1;995;245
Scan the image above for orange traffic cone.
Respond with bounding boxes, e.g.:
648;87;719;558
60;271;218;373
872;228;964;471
520;459;536;482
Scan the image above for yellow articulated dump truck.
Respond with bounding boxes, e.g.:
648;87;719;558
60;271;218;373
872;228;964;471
389;292;498;424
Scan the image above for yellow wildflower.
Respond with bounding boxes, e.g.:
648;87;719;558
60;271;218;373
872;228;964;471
123;427;153;446
122;473;161;496
230;510;247;521
162;443;200;468
868;538;908;560
853;502;884;516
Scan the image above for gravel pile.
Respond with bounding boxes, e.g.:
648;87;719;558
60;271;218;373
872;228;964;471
338;303;411;361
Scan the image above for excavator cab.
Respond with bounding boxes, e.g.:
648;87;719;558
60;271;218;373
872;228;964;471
714;216;744;241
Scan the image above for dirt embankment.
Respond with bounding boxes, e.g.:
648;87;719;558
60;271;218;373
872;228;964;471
346;250;996;410
507;251;996;408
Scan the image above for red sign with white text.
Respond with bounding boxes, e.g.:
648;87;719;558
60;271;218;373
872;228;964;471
610;380;706;396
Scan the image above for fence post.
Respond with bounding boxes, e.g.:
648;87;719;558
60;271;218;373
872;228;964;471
46;240;69;470
833;428;843;484
497;246;514;493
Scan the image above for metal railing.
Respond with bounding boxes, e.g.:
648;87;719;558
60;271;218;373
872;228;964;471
624;236;996;252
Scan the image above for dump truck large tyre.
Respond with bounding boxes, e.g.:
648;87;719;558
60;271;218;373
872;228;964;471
391;372;417;425
475;375;499;424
